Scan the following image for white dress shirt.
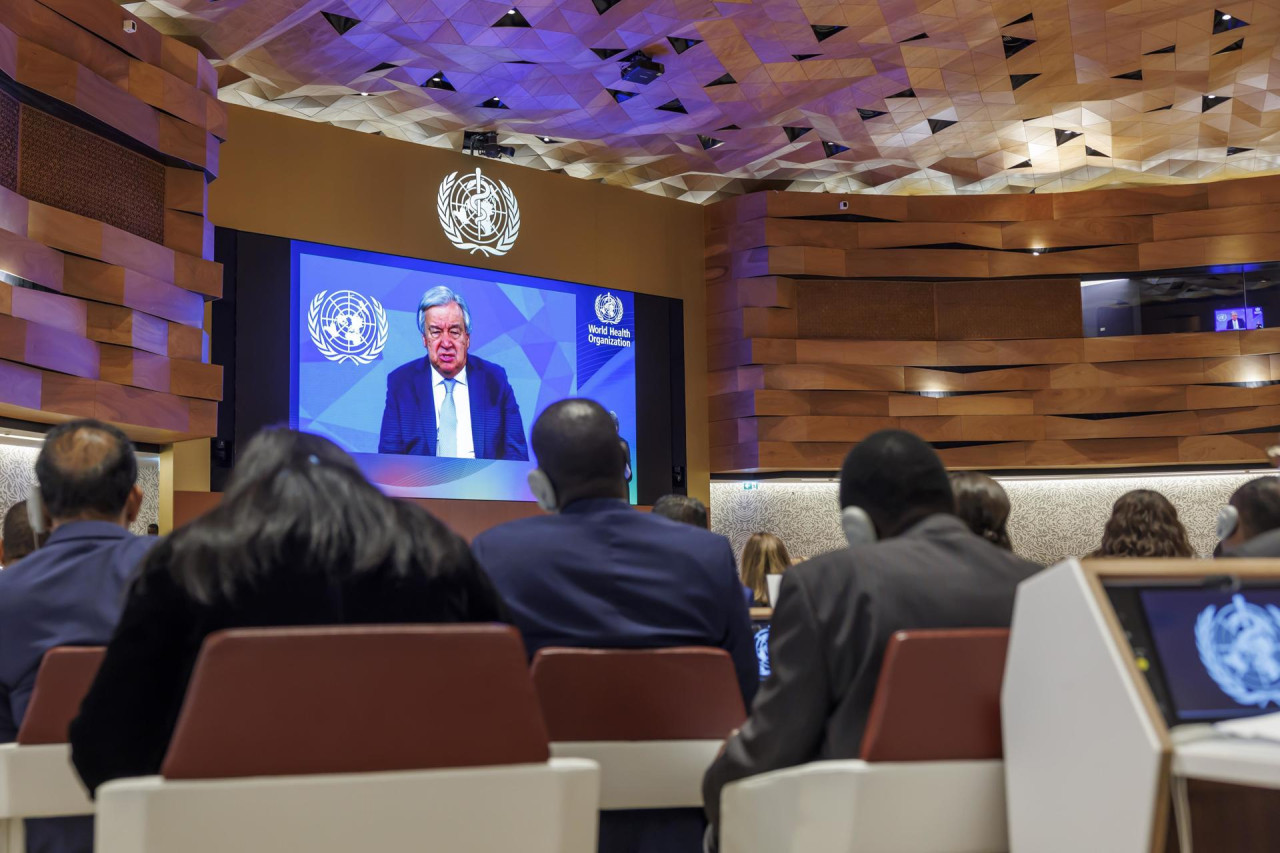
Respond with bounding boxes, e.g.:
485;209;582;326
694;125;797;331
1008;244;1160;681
432;365;475;459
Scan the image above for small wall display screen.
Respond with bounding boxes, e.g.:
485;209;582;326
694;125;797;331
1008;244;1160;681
291;240;638;502
1214;307;1264;331
1139;587;1280;722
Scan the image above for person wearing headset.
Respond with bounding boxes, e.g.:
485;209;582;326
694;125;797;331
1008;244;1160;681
1216;476;1280;557
471;398;756;853
0;419;153;853
701;430;1042;848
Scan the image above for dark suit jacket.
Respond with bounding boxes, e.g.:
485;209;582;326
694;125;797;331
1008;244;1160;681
472;499;759;707
702;514;1041;829
0;521;154;853
377;354;528;460
68;516;508;796
1227;528;1280;557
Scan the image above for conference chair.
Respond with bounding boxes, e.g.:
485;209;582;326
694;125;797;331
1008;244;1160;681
0;647;104;853
531;647;747;810
718;629;1011;853
95;626;600;853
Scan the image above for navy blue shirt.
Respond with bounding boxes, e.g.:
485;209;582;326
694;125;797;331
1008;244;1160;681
473;498;758;706
0;521;153;742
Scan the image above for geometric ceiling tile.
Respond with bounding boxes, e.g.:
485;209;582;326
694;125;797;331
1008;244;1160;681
668;36;703;53
1213;10;1247;34
1011;73;1039;89
321;12;361;35
1003;35;1035;58
812;25;847;42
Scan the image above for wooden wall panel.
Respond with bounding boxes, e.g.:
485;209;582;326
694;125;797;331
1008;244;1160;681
709;175;1280;472
0;0;223;443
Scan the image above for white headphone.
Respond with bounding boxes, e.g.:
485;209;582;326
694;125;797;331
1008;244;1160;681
841;505;877;548
527;469;558;513
26;482;47;536
1217;504;1240;542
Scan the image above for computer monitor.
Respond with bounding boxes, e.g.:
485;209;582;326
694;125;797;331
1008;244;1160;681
751;618;771;680
1108;582;1280;726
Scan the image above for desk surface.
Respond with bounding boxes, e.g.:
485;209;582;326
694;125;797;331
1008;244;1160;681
1173;739;1280;789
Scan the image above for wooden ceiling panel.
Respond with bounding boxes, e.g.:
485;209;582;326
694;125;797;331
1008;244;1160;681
123;0;1280;202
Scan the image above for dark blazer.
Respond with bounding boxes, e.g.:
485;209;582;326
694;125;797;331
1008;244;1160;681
0;521;154;853
378;354;528;460
472;499;759;707
702;514;1041;830
68;517;508;796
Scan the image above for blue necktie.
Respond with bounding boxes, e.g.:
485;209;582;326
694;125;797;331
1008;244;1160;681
439;378;458;457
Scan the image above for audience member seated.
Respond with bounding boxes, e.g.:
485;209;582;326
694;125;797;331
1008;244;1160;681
1088;489;1194;558
651;494;708;528
701;430;1040;847
1217;476;1280;557
1;500;37;568
0;419;154;853
472;399;756;853
69;428;507;796
949;471;1014;551
145;523;159;536
739;532;790;607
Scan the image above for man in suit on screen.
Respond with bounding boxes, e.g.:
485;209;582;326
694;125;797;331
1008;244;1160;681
378;286;528;460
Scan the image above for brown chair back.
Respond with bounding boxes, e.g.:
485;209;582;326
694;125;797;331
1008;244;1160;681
160;625;550;780
16;646;106;745
530;647;746;741
860;629;1009;763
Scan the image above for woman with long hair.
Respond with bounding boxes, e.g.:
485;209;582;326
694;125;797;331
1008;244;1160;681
948;472;1014;551
70;428;507;794
1090;489;1195;559
740;532;791;607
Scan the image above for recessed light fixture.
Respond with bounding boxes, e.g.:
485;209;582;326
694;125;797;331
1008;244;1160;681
540;136;552;142
508;8;516;13
360;92;370;96
1208;94;1217;99
1222;13;1232;20
1032;249;1042;256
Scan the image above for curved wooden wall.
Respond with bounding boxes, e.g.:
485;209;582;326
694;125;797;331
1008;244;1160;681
0;0;223;444
707;178;1280;472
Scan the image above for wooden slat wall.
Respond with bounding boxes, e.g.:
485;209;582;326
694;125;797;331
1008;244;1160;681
707;178;1280;472
0;0;222;443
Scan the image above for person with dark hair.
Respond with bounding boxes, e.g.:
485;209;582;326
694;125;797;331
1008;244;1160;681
0;419;153;853
1217;477;1280;557
472;399;755;853
146;523;159;536
1;501;37;568
69;428;506;796
949;471;1014;551
651;494;708;528
702;430;1040;845
1090;489;1194;559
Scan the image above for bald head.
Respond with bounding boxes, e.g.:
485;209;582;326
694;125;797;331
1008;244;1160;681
35;419;141;527
532;399;628;508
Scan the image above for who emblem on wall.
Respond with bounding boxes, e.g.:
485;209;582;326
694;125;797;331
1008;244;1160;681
308;289;389;365
437;167;521;257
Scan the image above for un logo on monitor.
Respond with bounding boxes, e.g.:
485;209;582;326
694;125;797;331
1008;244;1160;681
1196;593;1280;708
437;167;521;257
307;289;388;365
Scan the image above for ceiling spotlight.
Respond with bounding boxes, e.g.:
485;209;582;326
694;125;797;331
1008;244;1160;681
1222;13;1232;19
464;129;515;159
540;136;552;142
621;53;664;84
1208;94;1217;98
360;92;370;96
1032;249;1042;256
508;8;516;13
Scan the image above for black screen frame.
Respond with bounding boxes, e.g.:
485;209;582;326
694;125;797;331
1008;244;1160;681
212;228;686;504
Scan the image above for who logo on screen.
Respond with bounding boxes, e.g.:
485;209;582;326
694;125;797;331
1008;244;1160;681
1196;593;1280;708
307;290;388;365
594;292;624;324
437;167;521;257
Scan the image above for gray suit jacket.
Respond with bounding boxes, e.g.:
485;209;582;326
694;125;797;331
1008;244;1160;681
702;513;1041;830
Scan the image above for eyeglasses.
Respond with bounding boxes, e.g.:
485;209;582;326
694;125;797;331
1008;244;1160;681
426;326;467;342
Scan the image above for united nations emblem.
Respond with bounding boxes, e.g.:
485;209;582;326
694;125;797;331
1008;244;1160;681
307;289;388;365
1195;593;1280;708
437;167;521;257
594;292;624;325
755;626;772;680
